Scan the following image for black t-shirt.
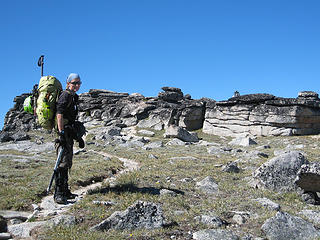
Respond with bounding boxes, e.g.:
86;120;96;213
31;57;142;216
56;89;79;124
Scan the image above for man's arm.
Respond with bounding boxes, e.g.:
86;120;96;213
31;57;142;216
57;113;64;132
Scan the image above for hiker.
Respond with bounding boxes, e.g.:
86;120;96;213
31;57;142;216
54;73;85;204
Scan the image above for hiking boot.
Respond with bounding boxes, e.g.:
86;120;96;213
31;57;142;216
66;189;78;199
54;194;67;204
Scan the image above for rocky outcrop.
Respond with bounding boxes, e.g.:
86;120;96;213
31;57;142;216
4;88;320;139
2;93;37;133
203;91;320;136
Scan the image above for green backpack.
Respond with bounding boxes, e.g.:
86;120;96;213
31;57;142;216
35;76;62;130
23;96;34;114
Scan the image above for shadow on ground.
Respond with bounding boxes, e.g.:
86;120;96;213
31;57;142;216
87;183;185;196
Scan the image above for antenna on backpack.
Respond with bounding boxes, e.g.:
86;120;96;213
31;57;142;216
38;55;44;77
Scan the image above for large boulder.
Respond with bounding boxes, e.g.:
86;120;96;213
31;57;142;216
164;125;199;142
158;87;183;103
90;201;165;231
261;211;320;240
295;162;320;192
251;151;308;192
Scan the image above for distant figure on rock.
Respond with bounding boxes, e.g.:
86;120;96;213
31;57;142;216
233;91;240;97
54;73;85;204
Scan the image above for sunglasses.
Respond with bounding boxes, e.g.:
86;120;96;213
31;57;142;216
70;81;82;85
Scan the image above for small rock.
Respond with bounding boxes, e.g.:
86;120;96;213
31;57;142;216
143;141;164;150
222;162;240;173
252;198;280;211
195;214;226;227
193;229;239;240
160;189;177;197
138;130;155;137
229;137;257;147
148;154;158;159
233;214;246;225
166;138;187;146
207;146;224;155
196;176;218;194
47;215;76;227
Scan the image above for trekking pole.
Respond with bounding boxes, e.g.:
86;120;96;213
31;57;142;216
47;146;64;194
38;55;44;77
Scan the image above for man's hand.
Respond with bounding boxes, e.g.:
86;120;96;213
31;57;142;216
58;130;66;146
77;138;85;148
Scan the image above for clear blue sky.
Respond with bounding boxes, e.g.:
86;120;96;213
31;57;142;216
1;0;320;129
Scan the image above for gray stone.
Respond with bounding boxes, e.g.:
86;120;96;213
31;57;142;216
90;201;165;231
160;189;177;197
299;210;320;225
251;151;308;192
0;233;11;240
8;221;46;238
252;198;280;211
0;141;54;153
138;129;155;137
11;131;30;141
0;132;12;143
196;176;218;194
207;146;224;155
195;214;225;227
222;162;240;173
0;210;31;221
166;138;187;146
193;229;239;240
143;141;164;150
148;154;158;159
261;211;320;240
233;214;247;225
295;162;320;192
164;125;199;142
47;215;76;227
229;137;257;147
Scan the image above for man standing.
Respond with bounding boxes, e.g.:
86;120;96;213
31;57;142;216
54;73;85;204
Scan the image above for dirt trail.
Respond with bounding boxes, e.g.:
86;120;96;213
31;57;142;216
7;150;140;239
38;150;140;216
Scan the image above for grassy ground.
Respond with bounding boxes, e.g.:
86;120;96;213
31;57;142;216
2;128;320;239
0;131;122;211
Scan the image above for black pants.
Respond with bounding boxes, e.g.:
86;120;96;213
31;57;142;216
54;128;74;197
